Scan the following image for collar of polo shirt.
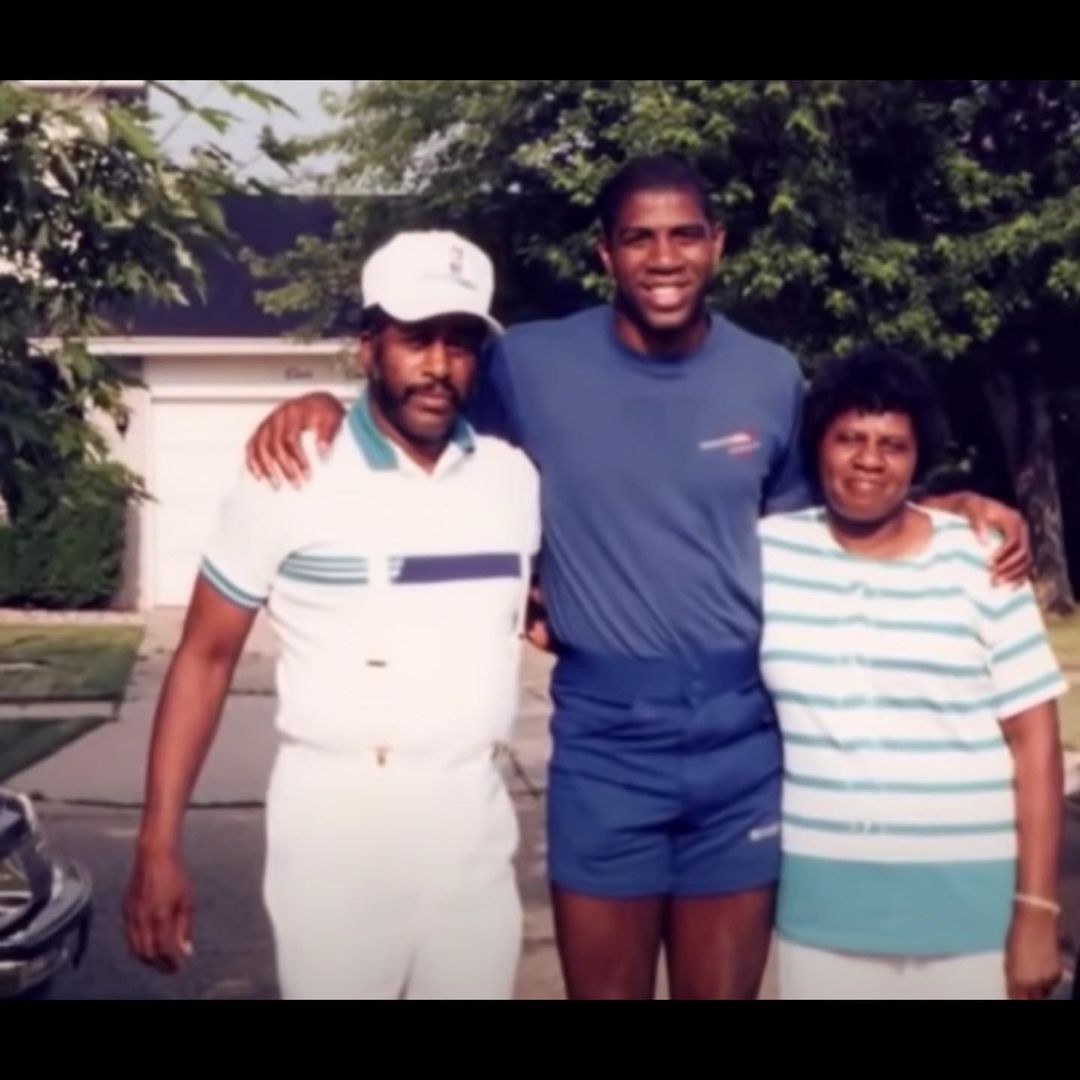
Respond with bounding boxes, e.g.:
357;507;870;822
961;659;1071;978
347;386;476;472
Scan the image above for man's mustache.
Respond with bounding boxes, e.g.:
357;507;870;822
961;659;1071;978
403;379;462;407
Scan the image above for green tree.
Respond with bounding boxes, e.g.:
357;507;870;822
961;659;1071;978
255;80;1080;612
0;79;289;517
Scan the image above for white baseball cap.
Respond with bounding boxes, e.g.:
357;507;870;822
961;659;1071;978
360;230;503;337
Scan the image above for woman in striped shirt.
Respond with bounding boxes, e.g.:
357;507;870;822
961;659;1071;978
759;348;1066;1000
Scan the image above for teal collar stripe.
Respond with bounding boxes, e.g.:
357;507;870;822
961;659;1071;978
347;388;475;471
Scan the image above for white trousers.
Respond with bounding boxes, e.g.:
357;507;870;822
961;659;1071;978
778;936;1007;1000
263;741;522;999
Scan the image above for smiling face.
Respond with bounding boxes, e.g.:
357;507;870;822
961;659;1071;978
598;186;725;353
817;408;919;527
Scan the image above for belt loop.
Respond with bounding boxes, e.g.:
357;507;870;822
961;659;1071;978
375;746;389;767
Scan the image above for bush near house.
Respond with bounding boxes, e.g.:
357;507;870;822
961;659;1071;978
0;524;15;600
0;461;131;609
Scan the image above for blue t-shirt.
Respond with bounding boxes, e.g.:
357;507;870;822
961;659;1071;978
468;305;811;659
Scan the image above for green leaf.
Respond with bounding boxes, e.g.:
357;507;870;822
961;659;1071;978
106;107;160;160
194;106;236;135
192;195;228;237
218;81;297;117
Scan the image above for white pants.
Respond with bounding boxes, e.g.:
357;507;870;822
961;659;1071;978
263;741;523;999
778;937;1007;1000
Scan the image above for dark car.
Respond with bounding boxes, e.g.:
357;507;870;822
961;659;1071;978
0;789;91;998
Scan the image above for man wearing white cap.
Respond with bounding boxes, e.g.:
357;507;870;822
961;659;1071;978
123;231;541;999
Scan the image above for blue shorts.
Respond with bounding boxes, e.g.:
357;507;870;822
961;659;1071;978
547;646;782;899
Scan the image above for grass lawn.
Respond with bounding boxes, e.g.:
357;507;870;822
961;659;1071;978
0;626;144;703
1047;613;1080;752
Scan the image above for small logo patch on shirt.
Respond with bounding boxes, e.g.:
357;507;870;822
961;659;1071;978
700;431;761;456
749;822;781;843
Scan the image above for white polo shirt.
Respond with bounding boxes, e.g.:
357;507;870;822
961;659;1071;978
201;390;541;763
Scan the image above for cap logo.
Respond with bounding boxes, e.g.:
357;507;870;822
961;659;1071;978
449;245;465;279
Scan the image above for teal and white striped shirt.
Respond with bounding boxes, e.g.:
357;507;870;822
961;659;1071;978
758;506;1067;955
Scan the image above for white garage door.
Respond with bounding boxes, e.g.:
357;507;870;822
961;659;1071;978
151;399;283;606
